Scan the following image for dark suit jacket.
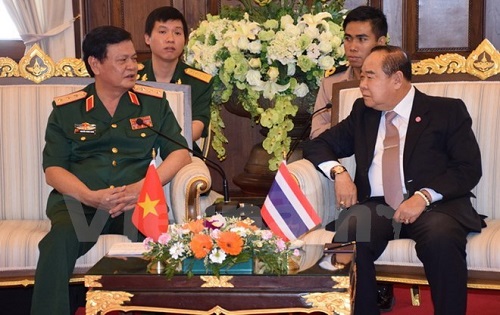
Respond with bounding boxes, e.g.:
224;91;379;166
304;88;483;232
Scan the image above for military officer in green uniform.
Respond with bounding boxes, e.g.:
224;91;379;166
31;26;191;315
138;6;214;154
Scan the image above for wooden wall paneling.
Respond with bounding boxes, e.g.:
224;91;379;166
404;0;485;60
82;0;112;32
208;0;221;14
121;0;166;57
173;0;211;31
73;0;83;58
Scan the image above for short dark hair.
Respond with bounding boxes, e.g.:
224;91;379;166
144;6;188;42
371;45;412;81
82;26;132;77
343;6;388;39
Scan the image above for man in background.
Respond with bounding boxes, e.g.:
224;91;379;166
138;6;213;155
310;6;387;139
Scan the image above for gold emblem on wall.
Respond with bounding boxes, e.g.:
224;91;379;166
466;39;500;80
18;44;55;83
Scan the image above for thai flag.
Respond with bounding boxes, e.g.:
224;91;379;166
261;161;321;241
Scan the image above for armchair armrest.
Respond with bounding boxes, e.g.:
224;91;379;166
287;159;337;225
170;157;211;223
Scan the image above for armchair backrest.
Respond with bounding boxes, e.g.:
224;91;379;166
329;39;500;219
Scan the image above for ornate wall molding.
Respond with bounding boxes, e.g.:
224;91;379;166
0;43;89;83
412;39;499;80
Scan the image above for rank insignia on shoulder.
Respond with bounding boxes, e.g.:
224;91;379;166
132;84;164;98
325;67;337;78
325;64;348;78
138;63;145;71
54;90;87;106
130;116;152;130
184;68;212;83
138;73;148;81
74;122;96;134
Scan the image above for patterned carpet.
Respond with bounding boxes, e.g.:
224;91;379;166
388;284;500;315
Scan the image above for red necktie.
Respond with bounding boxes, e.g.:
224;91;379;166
382;111;403;209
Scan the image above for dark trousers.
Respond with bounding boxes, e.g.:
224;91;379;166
334;200;469;315
31;200;140;315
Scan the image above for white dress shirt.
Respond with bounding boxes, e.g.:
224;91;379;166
319;86;442;203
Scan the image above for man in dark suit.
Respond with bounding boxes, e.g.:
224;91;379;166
303;45;483;315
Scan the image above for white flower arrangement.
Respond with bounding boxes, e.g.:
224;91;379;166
186;0;346;170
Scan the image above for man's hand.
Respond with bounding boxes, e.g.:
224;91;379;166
81;186;134;217
109;182;144;217
394;194;427;224
334;172;358;209
45;167;137;217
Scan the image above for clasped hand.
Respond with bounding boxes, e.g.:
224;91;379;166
87;184;142;218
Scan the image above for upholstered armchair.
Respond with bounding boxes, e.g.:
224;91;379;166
288;39;500;297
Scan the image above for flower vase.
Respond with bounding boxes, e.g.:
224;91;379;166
253;257;268;275
182;257;253;275
228;95;315;196
253;255;300;275
147;260;165;274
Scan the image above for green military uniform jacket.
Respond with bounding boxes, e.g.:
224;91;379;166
138;60;213;152
43;83;188;213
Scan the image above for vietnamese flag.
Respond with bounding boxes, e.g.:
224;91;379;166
132;160;168;241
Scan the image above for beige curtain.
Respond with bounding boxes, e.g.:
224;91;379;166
1;0;77;61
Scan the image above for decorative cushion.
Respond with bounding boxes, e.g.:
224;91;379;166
0;220;130;274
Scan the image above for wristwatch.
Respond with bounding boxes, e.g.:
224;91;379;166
330;165;347;179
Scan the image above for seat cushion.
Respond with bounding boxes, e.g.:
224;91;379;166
375;219;500;272
299;219;500;272
0;220;131;275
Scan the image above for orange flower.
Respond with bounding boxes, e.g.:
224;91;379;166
235;221;258;231
190;234;213;259
184;219;205;234
217;231;244;256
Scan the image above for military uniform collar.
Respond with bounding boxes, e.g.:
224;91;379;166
85;84;141;122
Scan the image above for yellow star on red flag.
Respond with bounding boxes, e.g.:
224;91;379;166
132;160;169;241
138;193;159;218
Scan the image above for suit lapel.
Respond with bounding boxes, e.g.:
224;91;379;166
363;108;381;165
403;89;430;170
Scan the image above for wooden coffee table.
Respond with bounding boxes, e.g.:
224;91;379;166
84;243;355;315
